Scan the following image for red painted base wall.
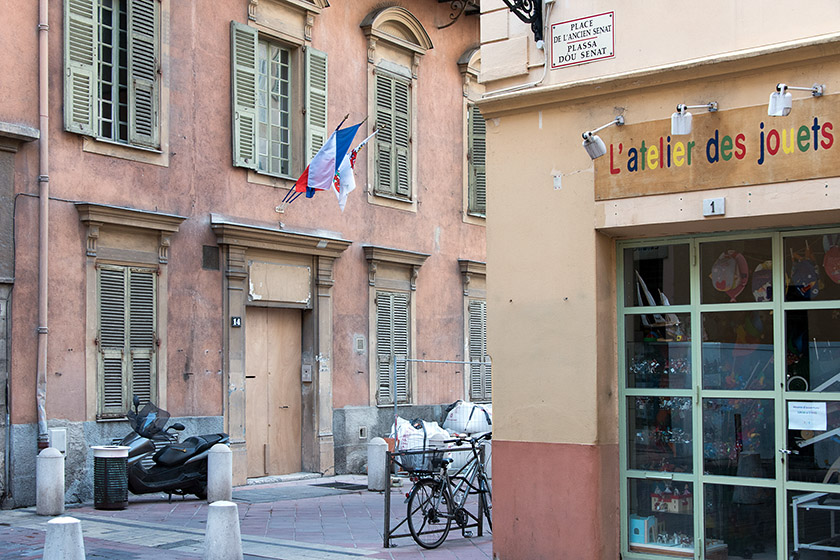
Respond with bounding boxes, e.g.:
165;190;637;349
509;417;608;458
492;440;619;560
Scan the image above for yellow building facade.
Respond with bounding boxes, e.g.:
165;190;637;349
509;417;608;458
480;1;840;558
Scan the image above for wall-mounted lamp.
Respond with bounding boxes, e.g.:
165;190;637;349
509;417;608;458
768;83;824;116
582;116;624;159
670;102;718;135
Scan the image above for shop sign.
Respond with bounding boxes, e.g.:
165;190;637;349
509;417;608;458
551;12;614;69
594;95;840;200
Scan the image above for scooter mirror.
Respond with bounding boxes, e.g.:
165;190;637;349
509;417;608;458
170;423;186;431
133;395;141;408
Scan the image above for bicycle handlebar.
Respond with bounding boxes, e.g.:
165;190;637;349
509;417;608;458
445;431;492;446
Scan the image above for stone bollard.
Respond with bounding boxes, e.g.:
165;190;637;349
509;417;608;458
203;500;243;560
37;447;65;516
207;444;232;502
43;516;86;560
367;437;388;491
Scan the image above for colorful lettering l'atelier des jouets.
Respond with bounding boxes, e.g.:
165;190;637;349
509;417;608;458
608;117;835;175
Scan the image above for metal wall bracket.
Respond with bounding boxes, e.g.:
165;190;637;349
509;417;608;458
501;0;543;42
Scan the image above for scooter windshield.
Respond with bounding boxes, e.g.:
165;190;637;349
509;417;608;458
128;402;171;438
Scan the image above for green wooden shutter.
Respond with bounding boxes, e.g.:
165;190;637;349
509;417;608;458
374;74;394;195
468;300;490;401
376;291;393;404
392;292;409;403
64;0;98;136
393;80;411;197
305;47;328;161
468;105;487;215
376;291;410;405
230;21;258;169
129;269;156;405
127;0;159;148
98;266;127;416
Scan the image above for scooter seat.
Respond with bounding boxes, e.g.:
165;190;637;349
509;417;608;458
153;433;227;467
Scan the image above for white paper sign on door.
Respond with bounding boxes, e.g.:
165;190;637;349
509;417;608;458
788;401;827;431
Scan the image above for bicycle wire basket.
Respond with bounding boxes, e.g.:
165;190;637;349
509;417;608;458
399;447;447;473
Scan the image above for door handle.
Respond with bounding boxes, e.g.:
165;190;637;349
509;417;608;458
779;448;799;455
279;405;289;409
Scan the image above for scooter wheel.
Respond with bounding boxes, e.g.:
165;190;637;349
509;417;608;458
195;486;207;501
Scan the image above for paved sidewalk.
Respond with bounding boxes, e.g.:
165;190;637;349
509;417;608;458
0;475;492;559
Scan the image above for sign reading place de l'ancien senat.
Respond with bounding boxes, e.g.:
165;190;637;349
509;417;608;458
551;12;614;69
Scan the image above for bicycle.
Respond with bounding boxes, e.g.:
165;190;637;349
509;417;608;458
404;431;492;549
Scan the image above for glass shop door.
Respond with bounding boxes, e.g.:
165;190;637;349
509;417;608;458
780;231;840;560
619;229;840;560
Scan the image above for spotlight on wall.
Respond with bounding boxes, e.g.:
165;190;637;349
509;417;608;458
670;102;718;135
768;83;824;117
581;116;624;160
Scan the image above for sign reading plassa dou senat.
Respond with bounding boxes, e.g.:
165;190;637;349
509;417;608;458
551;12;614;69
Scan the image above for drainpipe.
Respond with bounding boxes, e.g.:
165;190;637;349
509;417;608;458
36;0;50;448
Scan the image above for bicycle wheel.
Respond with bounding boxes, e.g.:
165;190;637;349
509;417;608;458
479;473;492;530
407;479;452;549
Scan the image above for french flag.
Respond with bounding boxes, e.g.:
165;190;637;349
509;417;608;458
295;123;362;196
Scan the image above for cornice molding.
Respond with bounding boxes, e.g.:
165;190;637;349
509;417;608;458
479;32;840;117
211;213;351;258
75;202;186;233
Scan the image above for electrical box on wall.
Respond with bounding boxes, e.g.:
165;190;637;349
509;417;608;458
48;427;67;454
301;364;312;382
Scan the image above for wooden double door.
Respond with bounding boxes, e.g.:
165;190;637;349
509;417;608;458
245;307;302;478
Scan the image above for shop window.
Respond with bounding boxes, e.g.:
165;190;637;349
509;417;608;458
64;0;161;149
619;229;840;559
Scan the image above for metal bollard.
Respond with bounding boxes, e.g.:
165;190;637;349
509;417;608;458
207;444;233;502
203;500;243;560
37;447;65;516
367;438;388;491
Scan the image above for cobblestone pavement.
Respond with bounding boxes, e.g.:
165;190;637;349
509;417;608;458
0;475;492;559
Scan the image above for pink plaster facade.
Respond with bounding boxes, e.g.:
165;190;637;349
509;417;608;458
0;0;483;504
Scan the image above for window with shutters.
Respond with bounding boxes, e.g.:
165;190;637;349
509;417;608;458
64;0;160;149
97;264;157;417
375;290;410;405
468;299;491;402
459;47;486;224
230;21;327;179
361;6;431;211
374;71;411;199
467;104;487;216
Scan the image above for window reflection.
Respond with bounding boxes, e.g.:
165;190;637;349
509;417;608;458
785;309;840;392
624;245;690;307
785;233;840;302
627;396;692;472
700;238;773;304
703;398;775;478
702;311;774;391
625;315;691;390
706;483;776;559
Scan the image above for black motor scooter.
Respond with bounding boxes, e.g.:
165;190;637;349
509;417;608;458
119;396;229;500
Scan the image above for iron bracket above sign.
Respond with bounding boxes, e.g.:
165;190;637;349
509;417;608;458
501;0;543;42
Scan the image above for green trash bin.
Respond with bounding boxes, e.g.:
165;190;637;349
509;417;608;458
91;445;130;510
